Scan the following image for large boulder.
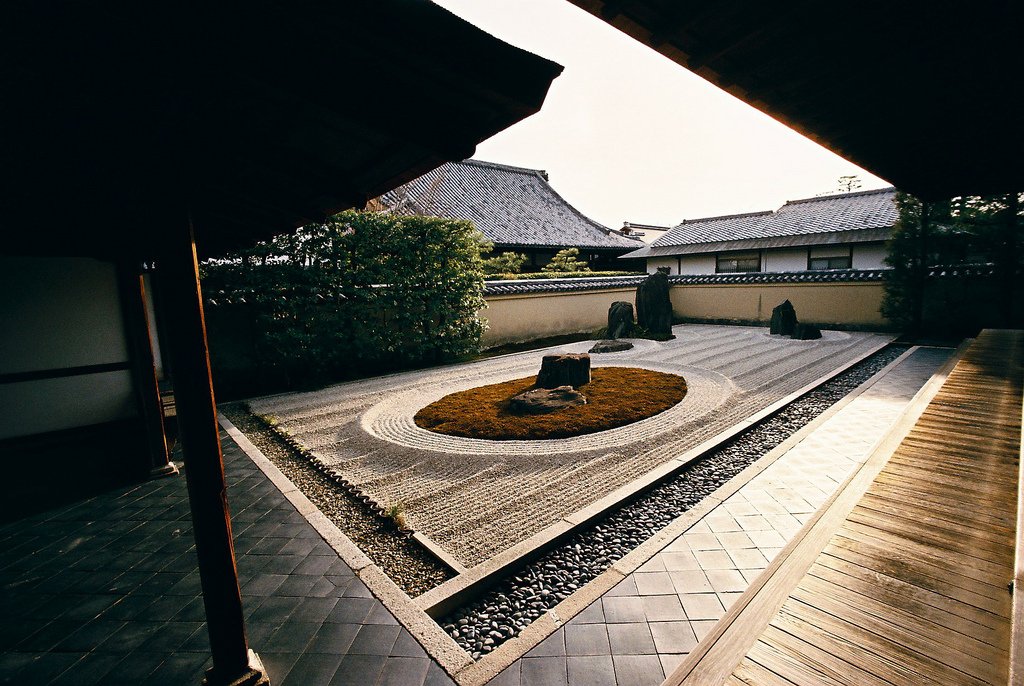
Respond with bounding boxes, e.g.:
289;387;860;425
792;322;822;340
635;271;673;335
607;301;635;339
770;299;798;336
536;353;591;389
589;339;634;354
508;385;586;415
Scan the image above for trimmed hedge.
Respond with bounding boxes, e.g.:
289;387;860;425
201;210;486;395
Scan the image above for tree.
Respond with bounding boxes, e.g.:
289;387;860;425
542;248;590;273
882;190;1023;334
481;251;528;275
837;175;862;193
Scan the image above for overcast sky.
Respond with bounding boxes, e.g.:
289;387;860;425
432;0;890;229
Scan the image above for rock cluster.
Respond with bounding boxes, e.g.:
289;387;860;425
440;345;907;659
770;300;822;340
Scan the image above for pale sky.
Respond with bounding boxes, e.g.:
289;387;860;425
432;0;890;229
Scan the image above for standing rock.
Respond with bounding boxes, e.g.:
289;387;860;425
508;386;586;414
769;299;798;336
607;301;634;339
536;353;591;389
792;322;822;340
635;271;673;335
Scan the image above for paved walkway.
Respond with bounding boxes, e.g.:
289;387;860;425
0;437;452;686
251;326;892;567
676;331;1019;685
484;346;953;686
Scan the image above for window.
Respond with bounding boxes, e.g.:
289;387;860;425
716;251;761;273
807;246;852;270
808;256;852;270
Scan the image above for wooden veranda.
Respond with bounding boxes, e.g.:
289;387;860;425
668;329;1024;685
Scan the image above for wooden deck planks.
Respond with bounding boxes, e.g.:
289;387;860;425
670;331;1022;685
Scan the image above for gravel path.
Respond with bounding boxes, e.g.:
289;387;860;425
249;325;893;567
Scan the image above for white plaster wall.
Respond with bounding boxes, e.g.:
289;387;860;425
762;248;807;273
0;373;136;439
0;256;136;439
853;243;889;270
646;257;676;274
678;255;716;274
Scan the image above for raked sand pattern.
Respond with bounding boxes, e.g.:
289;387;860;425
249;325;893;567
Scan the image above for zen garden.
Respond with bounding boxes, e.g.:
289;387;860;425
2;4;1021;686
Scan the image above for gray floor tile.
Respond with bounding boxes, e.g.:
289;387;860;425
521;656;567;686
602;596;646;623
348;624;401;656
649;621;698;654
377;656;431;686
526;627;565;657
564;623;610;656
485;660;520;686
607;623;656;655
391;629;428;658
283;652;345;686
567;655;617;686
306;622;360;654
612;654;665;686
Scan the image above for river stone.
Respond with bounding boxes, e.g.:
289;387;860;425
589;339;634;354
508;386;586;414
792;322;822;340
770;299;798;336
536;353;591;389
607;301;634;339
635;271;673;335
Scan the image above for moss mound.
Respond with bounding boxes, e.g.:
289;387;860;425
414;367;687;440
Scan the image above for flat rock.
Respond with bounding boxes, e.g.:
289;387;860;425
508;386;587;414
589;339;634;353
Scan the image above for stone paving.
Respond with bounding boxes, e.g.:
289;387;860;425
484;346;952;686
0;437;452;686
251;326;893;567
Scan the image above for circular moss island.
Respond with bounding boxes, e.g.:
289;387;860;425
414;367;687;440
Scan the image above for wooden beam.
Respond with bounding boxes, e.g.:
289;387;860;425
116;260;175;476
157;214;269;686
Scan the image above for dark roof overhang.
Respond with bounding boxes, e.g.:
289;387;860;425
2;1;562;259
568;1;1022;200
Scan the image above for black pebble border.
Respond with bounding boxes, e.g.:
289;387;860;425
440;345;909;659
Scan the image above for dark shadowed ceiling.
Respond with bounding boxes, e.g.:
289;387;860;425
569;0;1022;200
1;1;562;258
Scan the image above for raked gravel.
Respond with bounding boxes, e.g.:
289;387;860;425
250;325;894;567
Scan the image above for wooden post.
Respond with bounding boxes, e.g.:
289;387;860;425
158;216;269;686
116;260;176;477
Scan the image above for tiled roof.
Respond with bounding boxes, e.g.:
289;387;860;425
624;187;897;259
485;275;647;295
483;269;888;296
376;159;641;250
205;266;999;303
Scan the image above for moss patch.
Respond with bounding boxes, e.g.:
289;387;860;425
415;367;686;440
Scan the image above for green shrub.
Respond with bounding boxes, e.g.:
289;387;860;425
202;210;486;393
